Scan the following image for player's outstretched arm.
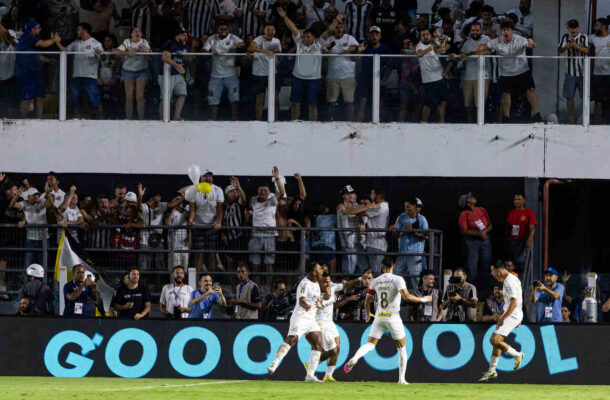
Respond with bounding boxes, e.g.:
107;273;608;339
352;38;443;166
400;289;432;304
364;294;374;323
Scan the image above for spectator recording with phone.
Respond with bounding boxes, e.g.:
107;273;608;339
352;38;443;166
440;267;478;322
63;264;98;317
189;274;227;319
531;268;564;323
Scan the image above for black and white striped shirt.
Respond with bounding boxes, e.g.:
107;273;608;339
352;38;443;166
558;32;588;77
184;0;220;38
237;0;269;38
344;0;373;42
131;4;154;41
223;201;244;240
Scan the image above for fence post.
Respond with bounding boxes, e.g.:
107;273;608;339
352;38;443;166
583;56;590;127
268;56;276;123
372;54;380;123
188;267;197;290
477;55;485;126
428;231;435;277
168;226;175;281
163;63;171;122
300;227;306;276
59;266;67;315
59;52;67;121
42;232;48;284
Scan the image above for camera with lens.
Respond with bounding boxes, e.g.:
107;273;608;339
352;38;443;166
448;276;462;285
148;232;164;248
533;280;543;288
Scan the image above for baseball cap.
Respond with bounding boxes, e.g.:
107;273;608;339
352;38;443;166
26;263;44;278
25;20;40;33
340;185;355;196
545;268;560;277
415;197;423;207
28;190;42;197
203;170;214;177
225;185;237;195
175;27;187;36
124;191;137;203
369;26;381;33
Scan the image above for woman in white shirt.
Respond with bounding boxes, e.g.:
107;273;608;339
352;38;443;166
113;27;150;120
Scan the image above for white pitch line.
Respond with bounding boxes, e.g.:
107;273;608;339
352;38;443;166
99;380;248;392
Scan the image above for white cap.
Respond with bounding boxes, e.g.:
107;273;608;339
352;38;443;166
124;191;137;202
26;264;44;278
225;184;237;195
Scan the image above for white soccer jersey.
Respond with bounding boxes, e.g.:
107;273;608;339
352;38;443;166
292;277;320;320
316;284;341;322
370;273;406;320
502;273;523;321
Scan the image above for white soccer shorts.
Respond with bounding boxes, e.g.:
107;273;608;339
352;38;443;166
319;321;340;351
493;315;522;337
369;317;405;340
288;315;321;338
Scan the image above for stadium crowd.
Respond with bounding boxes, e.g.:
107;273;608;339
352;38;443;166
0;0;609;123
2;170;609;323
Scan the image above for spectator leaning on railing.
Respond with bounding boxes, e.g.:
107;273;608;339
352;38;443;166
557;19;588;125
530;267;564;323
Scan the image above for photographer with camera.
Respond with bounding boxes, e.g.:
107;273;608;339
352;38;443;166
440;267;478;322
530;268;564;323
63;264;98;317
160;266;193;319
189;274;227;319
263;281;295;320
336;269;374;321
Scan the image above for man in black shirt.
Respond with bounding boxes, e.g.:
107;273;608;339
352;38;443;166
112;267;151;319
1;175;24;292
18;263;54;315
368;0;400;49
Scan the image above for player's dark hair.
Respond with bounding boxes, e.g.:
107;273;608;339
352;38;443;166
381;256;394;270
306;261;320;274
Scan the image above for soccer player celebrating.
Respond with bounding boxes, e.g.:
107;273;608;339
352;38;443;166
343;257;432;385
267;262;325;382
478;263;525;382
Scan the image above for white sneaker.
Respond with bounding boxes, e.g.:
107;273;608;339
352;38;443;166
267;364;277;375
304;375;322;382
478;370;498;383
398;380;409;385
514;353;524;370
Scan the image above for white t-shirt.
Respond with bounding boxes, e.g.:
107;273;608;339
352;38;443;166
0;42;15;80
502;273;523;321
219;0;236;16
62;206;83;240
160;283;194;318
364;201;389;251
66;37;103;79
118;38;151;72
370;273;406;321
169;209;189;250
416;42;443;83
305;3;329;28
203;33;244;78
292;276;320;320
41;189;66;208
590;34;610;75
293;32;325;80
193;185;225;225
140;202;169;246
461;35;491;81
252;36;282;76
22;201;48;241
316;284;340;322
488;34;530;77
325;34;359;80
249;193;277;236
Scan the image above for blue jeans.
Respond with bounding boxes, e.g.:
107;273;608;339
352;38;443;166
395;255;422;290
341;245;362;274
71;77;101;108
462;237;492;284
25;239;43;267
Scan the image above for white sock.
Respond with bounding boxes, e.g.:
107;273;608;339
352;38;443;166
270;342;291;368
489;355;499;372
398;346;408;382
325;365;336;378
352;342;375;363
307;350;321;377
505;346;520;358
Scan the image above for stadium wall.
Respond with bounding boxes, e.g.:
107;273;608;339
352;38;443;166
0;317;605;384
2;120;610;179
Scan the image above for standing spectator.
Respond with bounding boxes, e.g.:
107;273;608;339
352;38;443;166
82;194;113;248
416;26;447;123
324;19;358;121
165;196;190;269
397;36;419;122
160;28;188;121
0;24;17;118
508;0;533;39
189;171;224;272
476;20;541;122
531;268;564;323
278;7;336;121
368;0;399;49
440;267;478;322
112;267;151;320
184;0;219;38
114;27;151;120
409;269;442;322
249;23;282;121
15;20;62;119
481;282;504;323
460;22;490;123
335;268;373;321
262;280;295;320
18;263;54;315
203;22;245;121
83;0;121;43
363;189;389;273
46;0;79;44
115;204;145;270
505;192;536;274
229;262;262;319
98;34;122;117
221;177;246;270
11;188;49;267
61;23;104;119
355;26;392;122
458;192;492;284
128;0;158;42
188;274;227;318
344;0;373;43
0;175;23;290
59;186;85;242
557;19;588;124
41;172;66;209
248;167;284;279
392;197;429;289
237;0;270;38
303;0;329;29
63;264;97;317
590;18;610;125
311;201;337;273
160;265;194;319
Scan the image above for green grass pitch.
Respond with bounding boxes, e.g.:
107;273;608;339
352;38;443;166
0;377;607;400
